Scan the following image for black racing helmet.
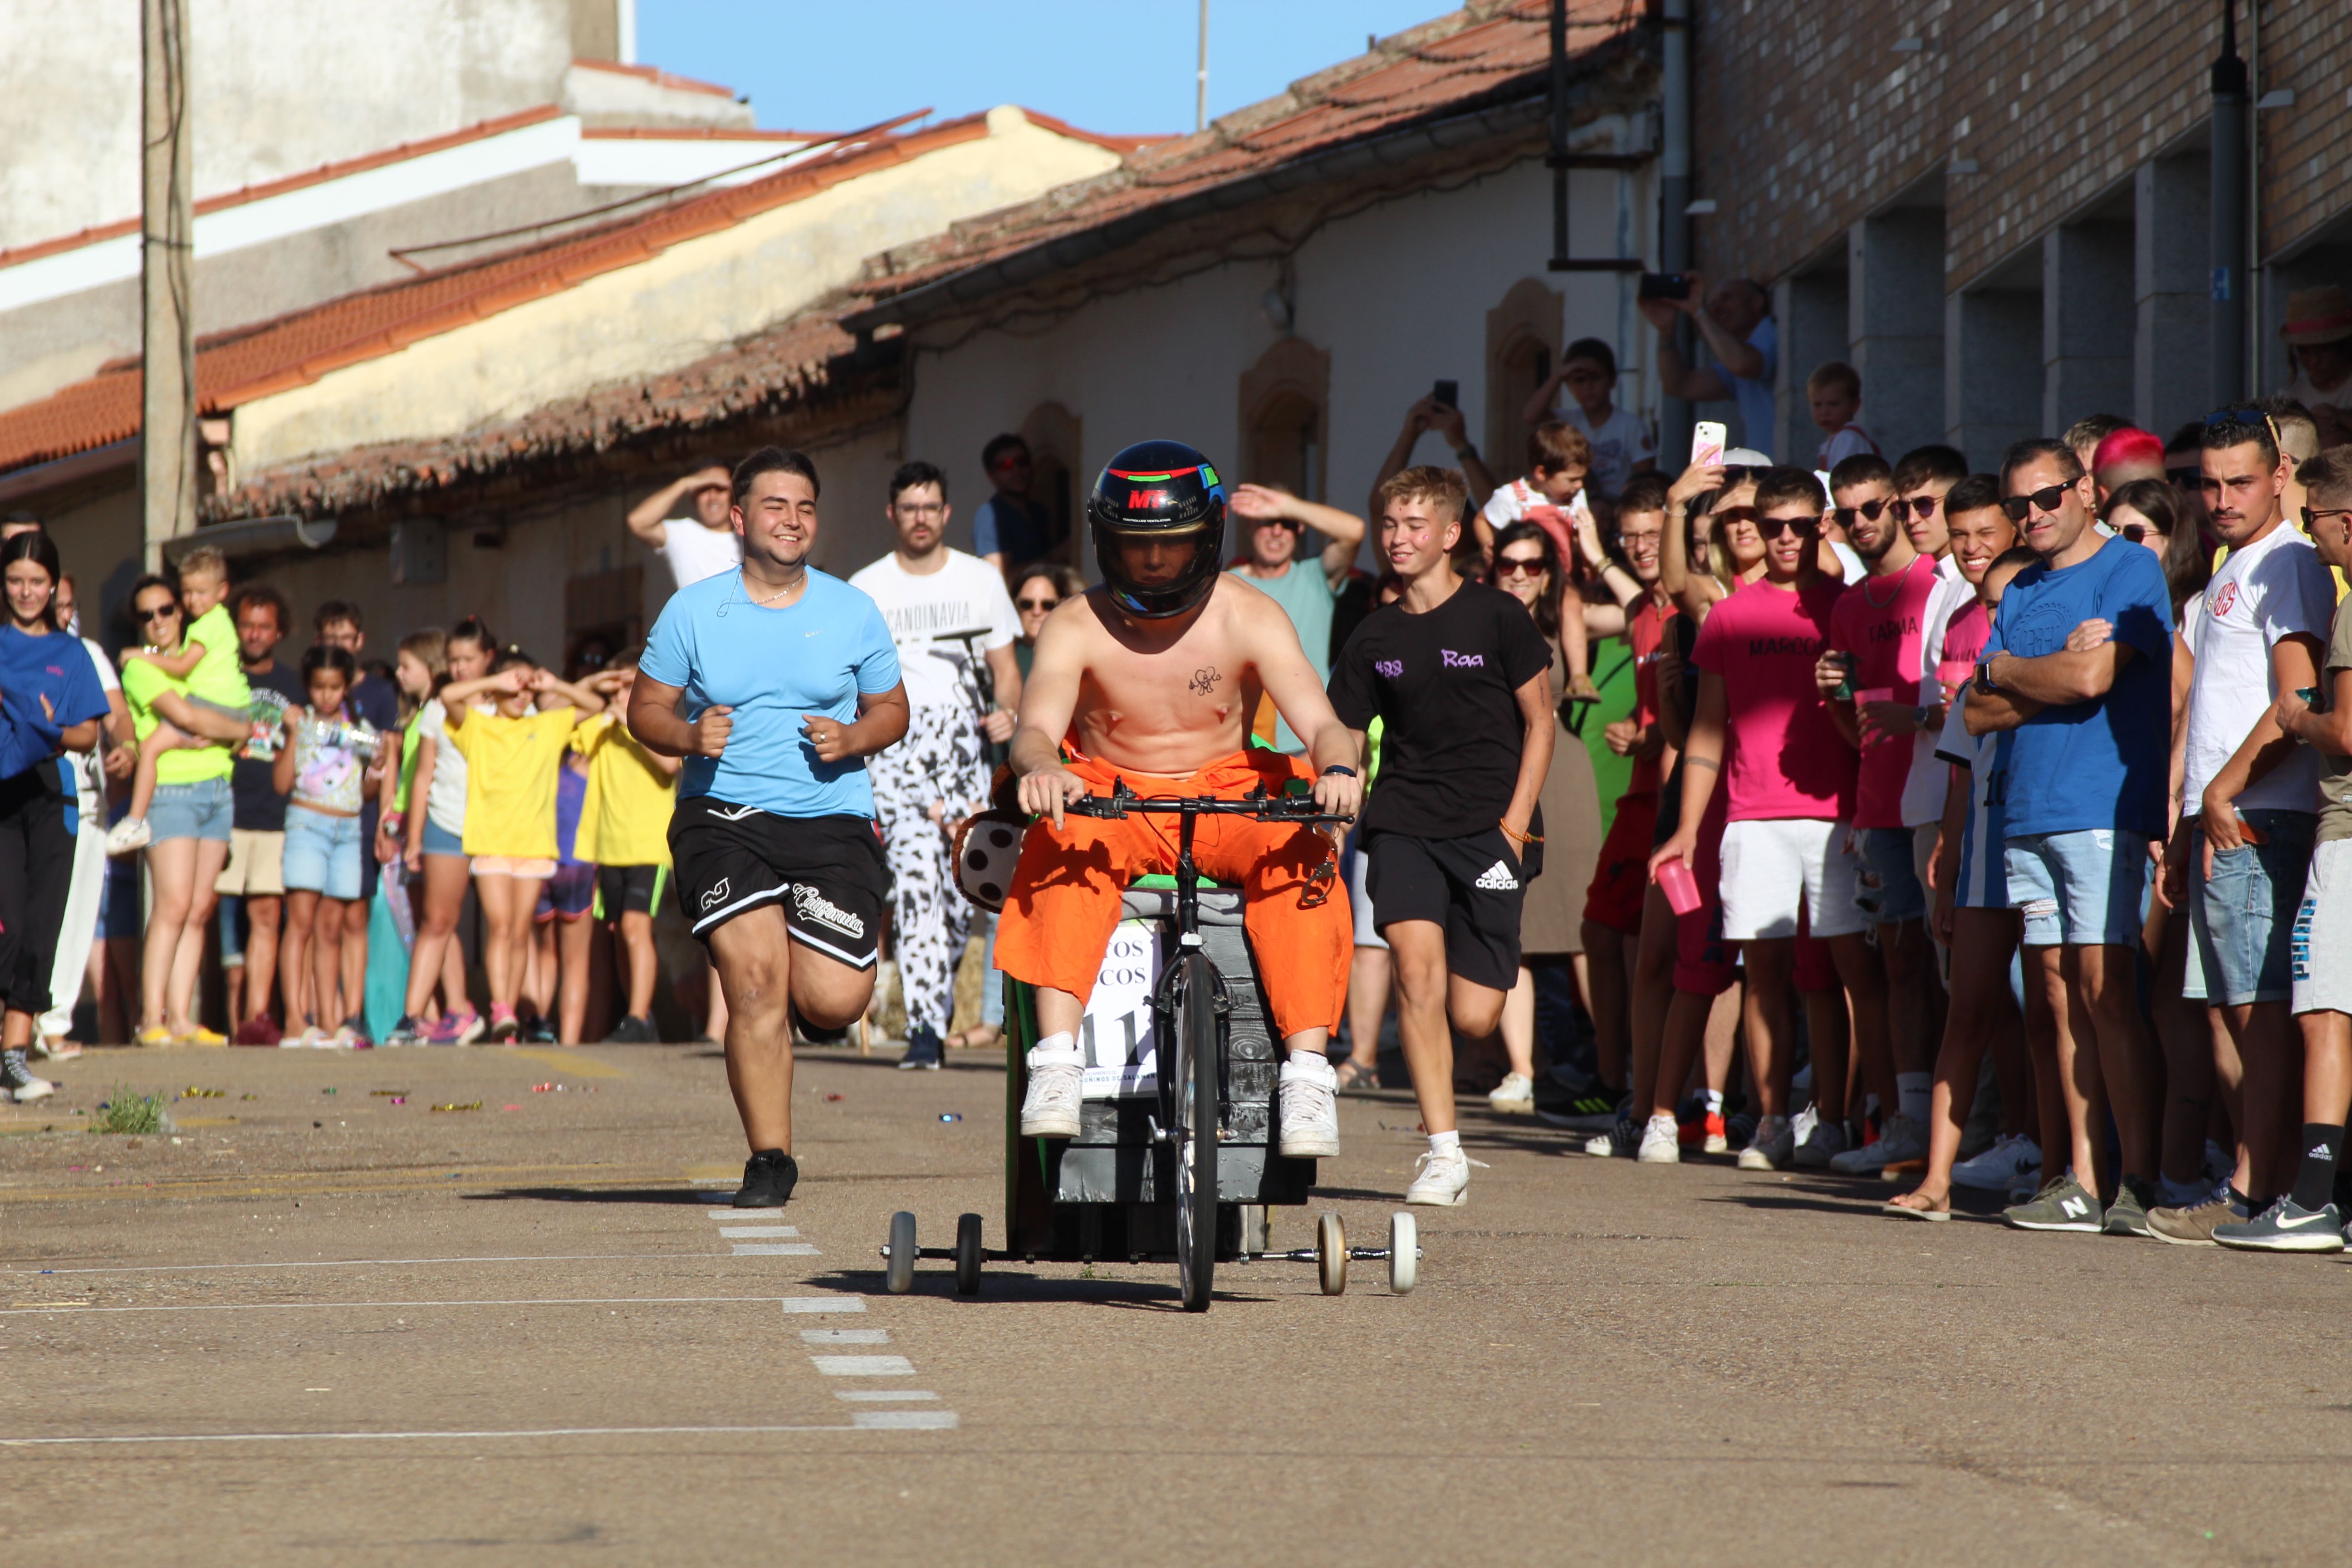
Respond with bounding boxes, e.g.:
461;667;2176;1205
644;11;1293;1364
1087;439;1227;619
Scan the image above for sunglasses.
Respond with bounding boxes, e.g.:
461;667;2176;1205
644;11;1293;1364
2000;483;2075;521
135;603;179;622
1713;505;1761;527
1889;495;1940;521
2117;522;2166;544
1495;555;1549;577
1016;596;1060;612
1833;499;1887;528
1755;514;1818;539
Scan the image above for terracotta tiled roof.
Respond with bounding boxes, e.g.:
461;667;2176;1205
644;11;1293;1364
568;58;740;100
856;0;1644;310
0;105;570;273
0;112;994;476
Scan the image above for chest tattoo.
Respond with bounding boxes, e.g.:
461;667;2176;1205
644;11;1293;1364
1188;666;1223;697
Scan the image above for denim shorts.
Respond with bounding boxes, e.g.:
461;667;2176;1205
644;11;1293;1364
148;775;232;844
2004;827;2148;947
421;816;466;858
283;805;363;900
1855;825;1927;924
2185;808;2316;1006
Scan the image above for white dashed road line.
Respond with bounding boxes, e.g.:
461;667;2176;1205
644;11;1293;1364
810;1356;916;1377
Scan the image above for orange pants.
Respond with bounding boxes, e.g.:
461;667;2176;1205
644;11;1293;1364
994;750;1351;1042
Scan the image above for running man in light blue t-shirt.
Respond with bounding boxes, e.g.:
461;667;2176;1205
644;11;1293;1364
627;448;911;1211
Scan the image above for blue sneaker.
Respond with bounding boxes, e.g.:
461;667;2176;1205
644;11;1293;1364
897;1025;944;1071
2213;1196;2346;1253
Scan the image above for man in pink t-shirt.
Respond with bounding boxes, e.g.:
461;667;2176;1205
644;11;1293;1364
1652;466;1878;1171
1816;450;1943;1174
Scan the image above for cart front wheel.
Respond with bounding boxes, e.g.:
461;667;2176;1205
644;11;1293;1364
954;1212;984;1295
886;1211;918;1295
1316;1211;1348;1295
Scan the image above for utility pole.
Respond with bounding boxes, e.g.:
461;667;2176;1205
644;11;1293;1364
142;0;197;569
2209;0;2248;408
1195;0;1209;133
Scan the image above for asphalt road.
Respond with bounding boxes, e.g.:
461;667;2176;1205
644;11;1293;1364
1;1041;2342;1566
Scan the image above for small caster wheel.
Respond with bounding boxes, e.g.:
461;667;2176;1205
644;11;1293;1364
954;1212;984;1295
1316;1211;1348;1295
1387;1211;1417;1295
886;1210;917;1295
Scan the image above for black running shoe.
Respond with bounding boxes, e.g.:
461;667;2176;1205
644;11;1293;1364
732;1150;799;1208
602;1014;657;1044
898;1026;944;1071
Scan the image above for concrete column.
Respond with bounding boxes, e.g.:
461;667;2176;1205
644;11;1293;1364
1946;287;2042;472
2136;155;2211;436
2043;221;2135;436
1848;208;1946;465
1773;269;1848;466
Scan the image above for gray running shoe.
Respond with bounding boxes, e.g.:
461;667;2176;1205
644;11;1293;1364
1829;1114;1928;1175
1792;1118;1848;1169
2101;1175;2156;1238
2002;1173;2103;1232
2147;1191;2237;1247
1736;1114;1794;1171
2213;1197;2346;1253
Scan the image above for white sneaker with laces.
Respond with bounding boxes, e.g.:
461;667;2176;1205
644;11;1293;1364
1951;1132;2041;1192
1405;1147;1476;1206
1277;1056;1340;1158
103;816;152;855
1636;1113;1681;1164
1737;1114;1794;1171
1487;1072;1534;1114
1018;1039;1086;1138
1829;1113;1927;1174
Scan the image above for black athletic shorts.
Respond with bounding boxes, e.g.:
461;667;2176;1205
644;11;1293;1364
668;798;886;967
1362;826;1537;993
596;862;668;920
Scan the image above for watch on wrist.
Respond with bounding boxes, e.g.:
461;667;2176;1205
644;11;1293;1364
1453;444;1479;464
1913;703;1933;728
1974;661;1999;695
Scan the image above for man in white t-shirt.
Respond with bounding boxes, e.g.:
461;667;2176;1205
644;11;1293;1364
849;460;1024;1070
627;465;743;589
2166;411;2336;1217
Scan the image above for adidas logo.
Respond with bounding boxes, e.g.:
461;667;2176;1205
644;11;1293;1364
2312;1143;2333;1159
1474;860;1520;892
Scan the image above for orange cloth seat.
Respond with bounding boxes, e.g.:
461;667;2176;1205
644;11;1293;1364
994;749;1350;1042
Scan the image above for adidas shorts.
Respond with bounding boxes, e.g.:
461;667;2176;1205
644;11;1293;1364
667;797;886;968
1363;826;1538;993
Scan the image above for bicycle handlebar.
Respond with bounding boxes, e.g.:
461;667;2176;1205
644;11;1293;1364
1062;783;1352;826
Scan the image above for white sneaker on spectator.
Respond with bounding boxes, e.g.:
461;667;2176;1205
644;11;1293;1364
1636;1114;1681;1164
1405;1147;1475;1206
2;1049;54;1102
1737;1114;1794;1171
1794;1118;1850;1169
1018;1039;1086;1138
1487;1072;1534;1114
1276;1056;1339;1158
103;816;151;855
1830;1114;1926;1174
1951;1132;2041;1192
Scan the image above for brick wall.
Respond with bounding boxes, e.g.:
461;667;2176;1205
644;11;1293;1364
1691;0;2349;291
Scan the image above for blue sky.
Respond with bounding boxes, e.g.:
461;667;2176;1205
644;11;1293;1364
636;1;1455;137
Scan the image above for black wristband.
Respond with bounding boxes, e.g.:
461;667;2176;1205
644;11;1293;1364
1453;444;1479;464
1320;765;1357;778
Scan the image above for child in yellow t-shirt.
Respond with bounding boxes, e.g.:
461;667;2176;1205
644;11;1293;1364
104;547;257;853
572;649;680;1042
439;649;605;1042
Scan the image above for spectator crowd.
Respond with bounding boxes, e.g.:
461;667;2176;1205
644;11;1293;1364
7;279;2352;1252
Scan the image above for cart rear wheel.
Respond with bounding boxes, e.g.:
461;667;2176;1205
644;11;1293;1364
1174;951;1219;1313
1316;1211;1348;1295
954;1212;984;1295
886;1210;917;1295
1387;1211;1418;1295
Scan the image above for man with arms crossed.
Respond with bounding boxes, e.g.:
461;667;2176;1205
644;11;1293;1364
629;448;910;1208
1328;466;1555;1206
1001;441;1360;1170
1966;438;2173;1235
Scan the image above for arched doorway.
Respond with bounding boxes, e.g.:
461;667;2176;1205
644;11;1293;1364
1486;277;1565;467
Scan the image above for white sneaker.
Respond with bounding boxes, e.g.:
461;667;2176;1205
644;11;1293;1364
1831;1113;1928;1174
1487;1072;1534;1114
1405;1147;1473;1206
1581;1128;1618;1157
1737;1114;1794;1171
1951;1132;2041;1192
1636;1113;1681;1164
1018;1040;1085;1138
1277;1056;1340;1158
103;816;151;855
1;1049;54;1102
1793;1118;1849;1168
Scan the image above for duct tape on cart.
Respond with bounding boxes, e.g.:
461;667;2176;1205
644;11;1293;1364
1078;917;1161;1100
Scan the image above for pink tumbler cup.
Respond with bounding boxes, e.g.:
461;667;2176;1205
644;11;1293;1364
1655;856;1702;916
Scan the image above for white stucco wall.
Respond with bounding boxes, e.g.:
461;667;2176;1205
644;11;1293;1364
902;155;1648;573
0;0;593;250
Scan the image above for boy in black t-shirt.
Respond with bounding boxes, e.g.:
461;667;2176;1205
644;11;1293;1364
1328;466;1556;1206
